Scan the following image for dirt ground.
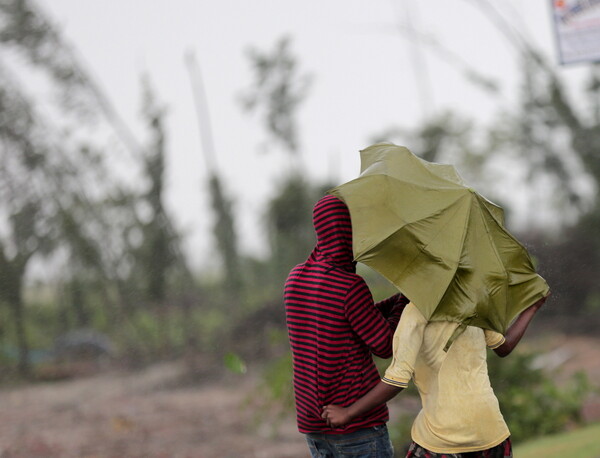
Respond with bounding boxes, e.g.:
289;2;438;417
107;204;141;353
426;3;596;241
1;334;599;458
0;360;307;458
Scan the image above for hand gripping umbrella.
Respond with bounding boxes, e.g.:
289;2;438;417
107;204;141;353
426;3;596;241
329;143;550;349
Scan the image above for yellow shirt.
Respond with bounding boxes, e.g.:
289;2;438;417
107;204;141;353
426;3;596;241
382;303;509;454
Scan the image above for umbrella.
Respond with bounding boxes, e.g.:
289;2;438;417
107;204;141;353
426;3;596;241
329;143;549;349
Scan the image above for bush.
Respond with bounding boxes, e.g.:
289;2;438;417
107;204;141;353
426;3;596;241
488;351;591;443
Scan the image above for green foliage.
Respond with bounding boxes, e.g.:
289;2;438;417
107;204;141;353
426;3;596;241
358;264;400;301
238;257;285;308
513;421;600;458
488;351;591;443
21;302;63;350
0;0;198;378
223;352;247;374
196;307;228;348
266;174;318;283
130;76;190;304
0;0;132;376
241;35;312;154
585;291;600;313
388;412;416;456
259;351;295;410
207;174;242;296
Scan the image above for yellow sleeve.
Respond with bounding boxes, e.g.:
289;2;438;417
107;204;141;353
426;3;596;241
484;329;505;349
382;302;427;388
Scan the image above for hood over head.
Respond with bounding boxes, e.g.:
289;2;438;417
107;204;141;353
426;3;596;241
309;195;355;272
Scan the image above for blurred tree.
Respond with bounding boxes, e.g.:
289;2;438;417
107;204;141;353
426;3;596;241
58;192;107;330
265;174;320;283
371;111;477;163
0;67;115;376
187;52;242;298
0;1;125;377
484;55;594;221
462;0;600;314
507;57;600;317
242;36;322;285
458;0;600;317
131;76;180;304
207;174;241;295
369;111;512;215
124;76;194;356
241;36;311;156
0;0;142;152
373;50;600;318
0;0;193;373
487;351;589;442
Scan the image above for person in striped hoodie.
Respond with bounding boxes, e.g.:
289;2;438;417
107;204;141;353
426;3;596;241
284;194;408;457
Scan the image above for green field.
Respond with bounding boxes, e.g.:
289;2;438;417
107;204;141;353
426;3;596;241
513;422;600;457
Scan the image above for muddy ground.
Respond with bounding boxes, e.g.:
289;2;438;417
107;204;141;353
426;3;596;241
1;333;599;458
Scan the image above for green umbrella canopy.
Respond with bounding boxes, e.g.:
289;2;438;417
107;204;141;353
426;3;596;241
329;143;549;344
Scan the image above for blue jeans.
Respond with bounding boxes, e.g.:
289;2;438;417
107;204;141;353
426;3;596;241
305;425;394;458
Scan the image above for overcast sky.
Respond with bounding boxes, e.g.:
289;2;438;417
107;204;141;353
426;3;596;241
39;0;588;270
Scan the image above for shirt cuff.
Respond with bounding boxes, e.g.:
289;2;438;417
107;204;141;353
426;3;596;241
487;336;506;349
381;376;409;388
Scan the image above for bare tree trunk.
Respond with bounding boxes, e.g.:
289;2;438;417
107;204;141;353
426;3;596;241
11;294;30;378
0;248;31;378
6;272;30;378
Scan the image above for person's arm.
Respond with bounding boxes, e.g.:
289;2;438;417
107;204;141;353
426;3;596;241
344;280;402;358
322;382;403;428
493;294;549;357
323;303;425;428
375;293;409;329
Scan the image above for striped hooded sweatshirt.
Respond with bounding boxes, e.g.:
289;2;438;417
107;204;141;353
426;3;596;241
284;194;407;434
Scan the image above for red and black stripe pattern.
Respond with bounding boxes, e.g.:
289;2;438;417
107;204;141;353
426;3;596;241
284;195;406;434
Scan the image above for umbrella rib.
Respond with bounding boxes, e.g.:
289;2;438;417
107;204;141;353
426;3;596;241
366;194;468;313
477;196;512;327
412;156;466;188
477;195;540;328
426;194;472;318
352;176;462;256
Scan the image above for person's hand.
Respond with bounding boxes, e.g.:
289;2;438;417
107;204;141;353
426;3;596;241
321;404;352;428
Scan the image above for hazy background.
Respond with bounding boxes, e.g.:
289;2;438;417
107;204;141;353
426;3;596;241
1;0;600;456
39;0;590;265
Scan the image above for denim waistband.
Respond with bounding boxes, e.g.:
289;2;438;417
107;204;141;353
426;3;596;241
306;424;388;444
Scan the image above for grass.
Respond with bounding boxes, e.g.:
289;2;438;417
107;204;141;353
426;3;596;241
513;422;600;458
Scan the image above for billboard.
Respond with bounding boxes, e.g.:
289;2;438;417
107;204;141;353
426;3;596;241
551;0;600;65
